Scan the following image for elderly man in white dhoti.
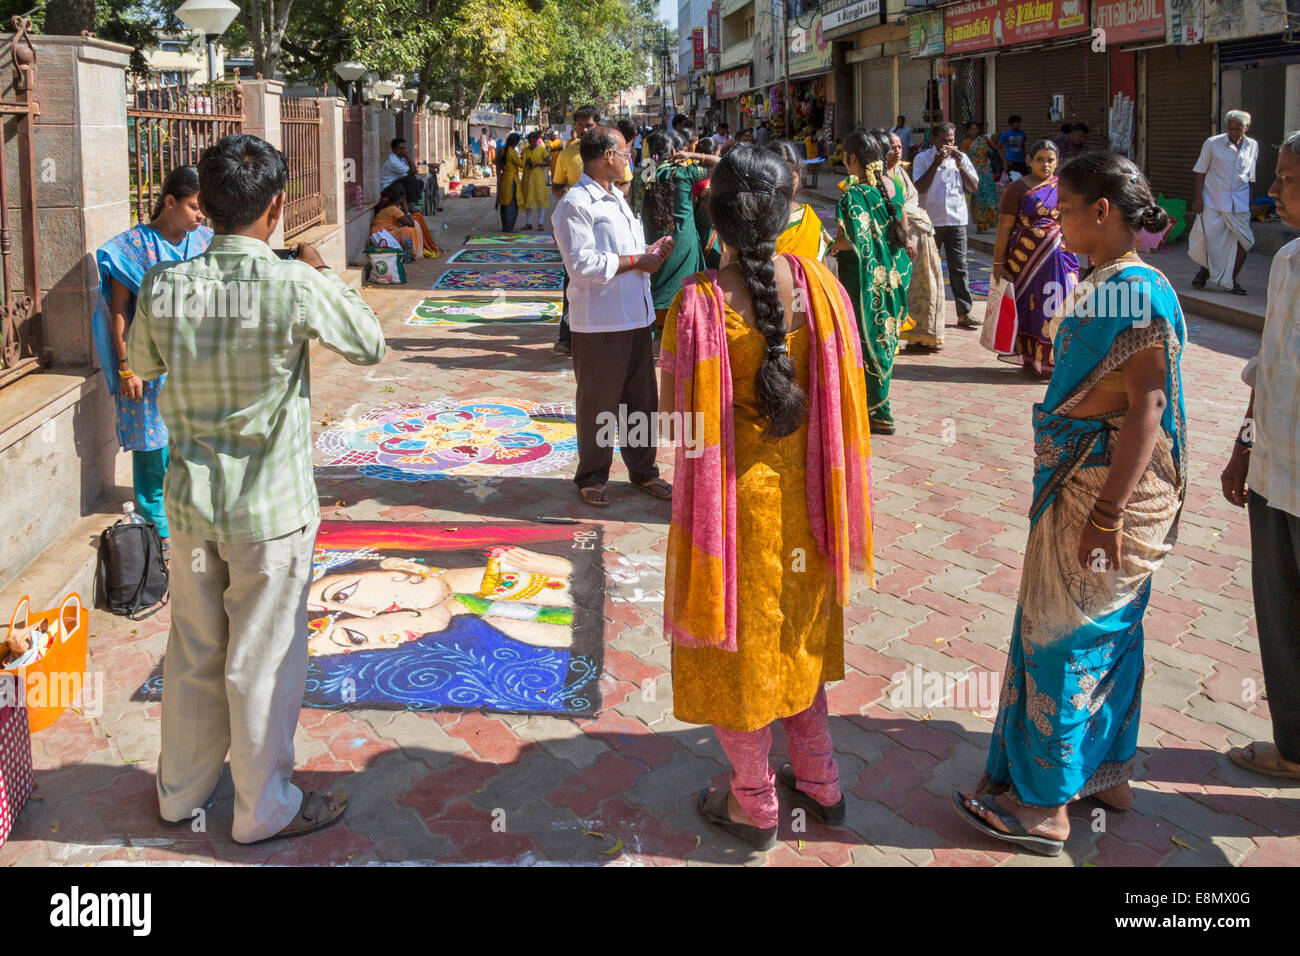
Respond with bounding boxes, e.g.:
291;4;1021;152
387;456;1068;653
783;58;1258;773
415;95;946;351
1190;110;1259;295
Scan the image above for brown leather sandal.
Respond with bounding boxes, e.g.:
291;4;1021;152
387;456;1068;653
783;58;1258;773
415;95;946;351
630;477;672;500
256;790;349;842
579;484;610;507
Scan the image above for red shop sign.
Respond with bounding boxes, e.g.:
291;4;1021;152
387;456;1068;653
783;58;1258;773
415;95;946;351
944;0;1000;54
1001;0;1089;46
1090;0;1165;45
716;66;752;99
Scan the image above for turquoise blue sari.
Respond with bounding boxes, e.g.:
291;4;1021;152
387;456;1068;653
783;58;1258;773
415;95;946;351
981;261;1187;807
91;223;212;451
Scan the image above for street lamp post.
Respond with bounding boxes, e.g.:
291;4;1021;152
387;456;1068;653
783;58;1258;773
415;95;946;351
175;0;240;85
333;60;367;105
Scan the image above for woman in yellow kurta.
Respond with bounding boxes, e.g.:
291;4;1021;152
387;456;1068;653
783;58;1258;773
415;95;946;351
770;140;832;259
495;132;522;231
520;131;551;230
659;145;873;850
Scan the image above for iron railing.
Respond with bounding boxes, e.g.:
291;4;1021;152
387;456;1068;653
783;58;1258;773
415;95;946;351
280;96;323;238
0;17;42;389
126;73;244;226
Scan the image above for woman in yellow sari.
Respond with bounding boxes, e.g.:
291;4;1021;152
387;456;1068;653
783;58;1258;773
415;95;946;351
659;145;873;851
520;130;551;231
495;132;522;231
371;183;438;258
770;140;832;260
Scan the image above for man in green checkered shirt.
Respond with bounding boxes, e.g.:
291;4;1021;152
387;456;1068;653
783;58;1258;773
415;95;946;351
127;134;385;844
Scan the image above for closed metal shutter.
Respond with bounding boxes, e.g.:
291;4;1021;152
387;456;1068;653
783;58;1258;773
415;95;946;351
898;56;933;130
994;41;1108;152
856;57;893;129
1144;44;1214;201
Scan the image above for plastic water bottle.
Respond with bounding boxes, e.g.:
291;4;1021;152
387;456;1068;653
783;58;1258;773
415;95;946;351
123;501;146;524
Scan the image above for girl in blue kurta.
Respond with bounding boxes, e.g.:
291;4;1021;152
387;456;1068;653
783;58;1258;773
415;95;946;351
954;153;1187;857
91;167;212;543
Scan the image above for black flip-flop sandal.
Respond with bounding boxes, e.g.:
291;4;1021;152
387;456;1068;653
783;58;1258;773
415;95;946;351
697;788;777;850
951;790;1065;857
776;762;846;826
1231;283;1248;296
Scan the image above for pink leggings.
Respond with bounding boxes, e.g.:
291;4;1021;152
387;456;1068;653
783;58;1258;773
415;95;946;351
713;686;841;829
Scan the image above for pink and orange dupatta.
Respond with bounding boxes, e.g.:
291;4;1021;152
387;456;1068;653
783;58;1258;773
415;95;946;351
660;255;873;653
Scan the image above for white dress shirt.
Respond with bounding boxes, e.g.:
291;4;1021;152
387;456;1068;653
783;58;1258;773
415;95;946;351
1242;236;1300;518
1194;133;1258;214
379;152;411;191
552;173;654;334
911;147;977;227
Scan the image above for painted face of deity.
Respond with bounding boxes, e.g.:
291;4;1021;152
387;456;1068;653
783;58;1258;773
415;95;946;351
309;560;452;617
1030;147;1058;181
307;604;450;656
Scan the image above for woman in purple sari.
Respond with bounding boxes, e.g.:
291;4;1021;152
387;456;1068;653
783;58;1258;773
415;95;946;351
991;140;1079;378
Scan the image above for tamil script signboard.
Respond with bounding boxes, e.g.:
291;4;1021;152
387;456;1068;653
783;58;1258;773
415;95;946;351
1091;0;1165;45
944;0;1088;53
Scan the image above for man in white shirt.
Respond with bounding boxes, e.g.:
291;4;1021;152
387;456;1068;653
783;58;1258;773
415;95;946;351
1220;131;1300;781
912;123;981;327
1190;110;1258;294
378;137;425;206
552;126;675;507
715;123;731;149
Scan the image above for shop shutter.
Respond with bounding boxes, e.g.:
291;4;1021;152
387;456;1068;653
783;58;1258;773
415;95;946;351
994;42;1108;152
1144;44;1214;202
856;57;894;130
898;56;933;130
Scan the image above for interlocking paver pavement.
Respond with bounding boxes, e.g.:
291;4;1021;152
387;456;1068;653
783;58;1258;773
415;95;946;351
4;191;1297;867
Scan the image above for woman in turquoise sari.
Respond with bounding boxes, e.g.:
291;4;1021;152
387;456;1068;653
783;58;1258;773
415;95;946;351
91;166;212;546
830;130;912;435
954;153;1186;856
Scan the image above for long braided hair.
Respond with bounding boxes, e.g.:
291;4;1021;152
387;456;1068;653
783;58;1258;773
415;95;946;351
707;145;806;439
642;129;680;238
844;130;907;249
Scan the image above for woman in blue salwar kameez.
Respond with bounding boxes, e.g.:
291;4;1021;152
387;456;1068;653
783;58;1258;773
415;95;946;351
954;153;1187;857
91;166;211;545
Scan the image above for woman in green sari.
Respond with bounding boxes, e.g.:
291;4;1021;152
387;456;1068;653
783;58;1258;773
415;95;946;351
831;130;913;434
643;129;720;323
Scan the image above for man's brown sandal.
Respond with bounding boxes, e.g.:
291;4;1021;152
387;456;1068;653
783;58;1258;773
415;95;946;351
579;485;610;507
254;790;349;842
631;477;672;500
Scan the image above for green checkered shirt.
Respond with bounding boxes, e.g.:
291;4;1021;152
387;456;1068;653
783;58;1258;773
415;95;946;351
127;234;386;543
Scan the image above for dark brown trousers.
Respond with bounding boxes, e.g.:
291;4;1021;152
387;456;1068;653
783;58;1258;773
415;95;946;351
570;324;660;489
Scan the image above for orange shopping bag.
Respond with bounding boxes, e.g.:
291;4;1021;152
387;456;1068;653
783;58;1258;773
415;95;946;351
1;594;89;733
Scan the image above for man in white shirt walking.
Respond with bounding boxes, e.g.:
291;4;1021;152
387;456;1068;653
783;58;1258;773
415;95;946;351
552;126;675;507
1190;110;1258;295
912;123;981;327
1220;130;1300;782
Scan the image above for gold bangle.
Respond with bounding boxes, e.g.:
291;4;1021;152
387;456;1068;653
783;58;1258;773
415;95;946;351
119;368;136;380
1089;514;1122;533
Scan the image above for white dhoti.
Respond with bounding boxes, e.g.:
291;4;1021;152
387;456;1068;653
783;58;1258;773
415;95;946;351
1189;207;1254;290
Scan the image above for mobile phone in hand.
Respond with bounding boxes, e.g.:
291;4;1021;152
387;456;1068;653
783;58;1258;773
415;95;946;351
274;248;299;260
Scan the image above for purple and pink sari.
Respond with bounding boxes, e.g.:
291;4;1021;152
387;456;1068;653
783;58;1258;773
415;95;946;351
998;176;1078;377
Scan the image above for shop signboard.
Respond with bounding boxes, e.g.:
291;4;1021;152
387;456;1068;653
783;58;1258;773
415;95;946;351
910;9;945;57
943;0;1000;53
788;11;833;77
716;65;752;100
1091;0;1165;45
1000;0;1089;46
823;0;882;34
1166;0;1203;44
693;27;705;69
708;5;719;53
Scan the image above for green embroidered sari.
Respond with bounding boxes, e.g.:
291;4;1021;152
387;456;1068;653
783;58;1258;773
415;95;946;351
835;181;911;428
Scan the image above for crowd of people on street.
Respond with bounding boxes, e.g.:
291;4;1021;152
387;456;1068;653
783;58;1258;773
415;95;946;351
82;93;1299;855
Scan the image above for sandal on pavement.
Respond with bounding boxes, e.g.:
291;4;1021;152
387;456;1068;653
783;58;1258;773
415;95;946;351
1191;271;1208;290
776;762;846;827
630;477;672;500
697;788;777;850
254;790;349;843
869;421;895;435
1228;742;1300;780
951;790;1065;857
1231;282;1248;296
579;485;610;507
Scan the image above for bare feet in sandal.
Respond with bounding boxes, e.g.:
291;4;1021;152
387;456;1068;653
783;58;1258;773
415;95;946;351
631;477;672;499
579;484;610;507
1229;741;1300;780
961;792;1070;842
